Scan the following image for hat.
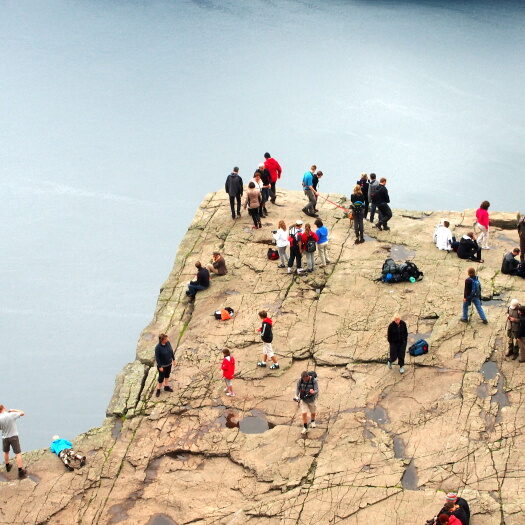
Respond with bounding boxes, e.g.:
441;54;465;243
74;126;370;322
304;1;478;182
296;220;303;225
52;435;60;441
445;493;458;502
510;299;520;308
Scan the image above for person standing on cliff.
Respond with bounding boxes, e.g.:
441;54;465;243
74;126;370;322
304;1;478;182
256;310;279;369
368;173;379;223
0;405;27;478
288;220;304;274
506;299;521;359
474;200;491;250
221;349;236;396
460;267;488;325
225;167;243;220
312;171;323;213
387;315;408;374
372;177;392;231
302;165;319;218
264;152;282;204
356;173;369;218
518;215;525;262
243;181;262;229
154;334;175;398
295;371;319;435
350;184;366;244
254;164;271;217
186;261;210;298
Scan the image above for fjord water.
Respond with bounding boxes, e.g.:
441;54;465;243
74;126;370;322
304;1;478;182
1;0;524;449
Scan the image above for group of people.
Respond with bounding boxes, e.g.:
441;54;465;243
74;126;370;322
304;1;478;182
185;252;228;299
426;493;471;525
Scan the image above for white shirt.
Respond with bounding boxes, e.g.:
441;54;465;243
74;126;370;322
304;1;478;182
435;226;453;251
273;228;290;248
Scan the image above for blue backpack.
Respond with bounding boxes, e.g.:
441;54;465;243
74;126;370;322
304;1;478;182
469;277;481;298
408;339;429;357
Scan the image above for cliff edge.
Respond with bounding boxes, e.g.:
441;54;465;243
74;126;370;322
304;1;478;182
1;190;524;525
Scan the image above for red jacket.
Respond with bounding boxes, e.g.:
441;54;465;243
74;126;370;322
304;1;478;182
301;231;319;250
264;157;282;183
221;355;235;380
447;516;462;525
476;208;489;228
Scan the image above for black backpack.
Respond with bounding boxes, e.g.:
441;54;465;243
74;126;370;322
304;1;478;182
400;261;423;281
306;236;317;253
298;371;318;399
289;227;302;249
381;258;402;283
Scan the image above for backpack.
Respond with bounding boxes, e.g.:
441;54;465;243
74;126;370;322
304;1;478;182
214;307;234;320
469;277;481;298
408;339;429;357
517;262;525;278
306;236;317;253
370;183;381;202
381;258;402;283
298;371;318;399
289;227;302;249
400;261;424;282
267;248;279;260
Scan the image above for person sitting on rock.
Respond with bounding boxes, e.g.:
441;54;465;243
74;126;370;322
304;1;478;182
186;261;210;298
437;493;469;525
434;220;454;251
506;299;521;360
295;371;319;435
457;232;483;263
501;248;520;275
50;435;86;471
207;252;228;276
436;514;462;525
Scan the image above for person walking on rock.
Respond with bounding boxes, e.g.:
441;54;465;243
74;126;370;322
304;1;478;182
244;181;262;229
154;333;175;398
255;164;271;217
501;248;520;275
221;349;236;396
387;315;408;374
460;267;488;324
250;170;266;219
287;220;304;274
50;435;86;471
372;177;392;231
457;232;484;263
225;167;243;220
516;306;525;363
312;171;323;213
273;220;289;268
207;251;228;276
0;405;26;478
314;218;331;267
350;184;366;244
264;152;282;204
475;200;491;249
518;214;525;262
257;310;279;369
302;165;319;217
506;299;521;359
368;173;379;223
295;371;319;435
302;223;319;272
186;261;210;298
356;173;369;218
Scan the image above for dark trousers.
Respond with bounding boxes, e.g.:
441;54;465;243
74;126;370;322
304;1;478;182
248;207;261;227
354;209;365;239
288;246;302;269
157;364;172;383
520;235;525;262
369;203;377;222
363;198;369;219
467;248;483;262
261;188;270;215
270;182;277;202
389;342;406;367
187;283;207;297
229;194;241;218
377;203;392;226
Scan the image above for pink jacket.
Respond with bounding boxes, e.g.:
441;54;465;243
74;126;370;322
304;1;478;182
476;208;489;228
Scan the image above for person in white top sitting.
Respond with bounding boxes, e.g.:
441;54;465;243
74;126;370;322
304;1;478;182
434;220;453;251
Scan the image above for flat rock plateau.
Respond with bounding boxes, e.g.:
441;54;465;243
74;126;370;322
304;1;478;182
1;190;524;525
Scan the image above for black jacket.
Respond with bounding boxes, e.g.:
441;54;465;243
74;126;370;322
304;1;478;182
464;276;481;299
255;169;271;186
437;504;468;525
518;316;525;339
356;179;369;202
518;218;525;238
501;252;519;274
457;237;479;259
372;184;389;204
225;173;243;197
194;267;210;288
260;318;273;343
387;321;408;344
155;342;175;367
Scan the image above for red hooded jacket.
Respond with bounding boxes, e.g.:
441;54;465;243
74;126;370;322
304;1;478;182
264;157;282;183
221;355;235;380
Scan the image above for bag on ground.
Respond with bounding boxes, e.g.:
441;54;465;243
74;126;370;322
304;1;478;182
214;307;235;320
267;248;279;260
408;339;429;357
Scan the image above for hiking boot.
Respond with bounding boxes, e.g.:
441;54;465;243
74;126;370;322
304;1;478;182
512;353;519;360
310;421;316;429
307;268;313;273
519;360;525;364
399;367;405;374
66;465;74;472
269;363;279;369
155;389;161;398
505;349;514;357
18;468;27;479
359;237;365;243
387;361;392;369
383;225;390;231
257;362;267;367
482;320;488;324
164;386;173;392
301;427;308;435
80;457;86;467
375;223;383;231
5;463;11;472
460;318;468;323
354;238;360;244
277;264;286;268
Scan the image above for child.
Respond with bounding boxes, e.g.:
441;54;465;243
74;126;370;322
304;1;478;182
221;349;236;396
256;310;279;369
50;435;86;471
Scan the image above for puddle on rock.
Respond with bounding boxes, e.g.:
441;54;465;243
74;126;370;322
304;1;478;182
0;473;8;482
390;245;416;260
224;290;240;296
476;383;490;398
112;419;123;440
362;427;375;439
239;413;271;434
401;461;419;490
27;474;41;483
365;405;390;425
481;361;498;380
482;298;505;307
393;436;406;459
148;514;177;525
363;234;377;242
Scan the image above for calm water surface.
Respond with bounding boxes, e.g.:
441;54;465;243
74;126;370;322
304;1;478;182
1;0;524;449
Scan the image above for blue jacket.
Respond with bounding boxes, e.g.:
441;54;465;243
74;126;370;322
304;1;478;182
302;171;314;188
50;438;73;455
316;226;329;244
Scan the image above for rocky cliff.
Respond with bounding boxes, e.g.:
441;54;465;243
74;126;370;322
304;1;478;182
1;190;524;525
